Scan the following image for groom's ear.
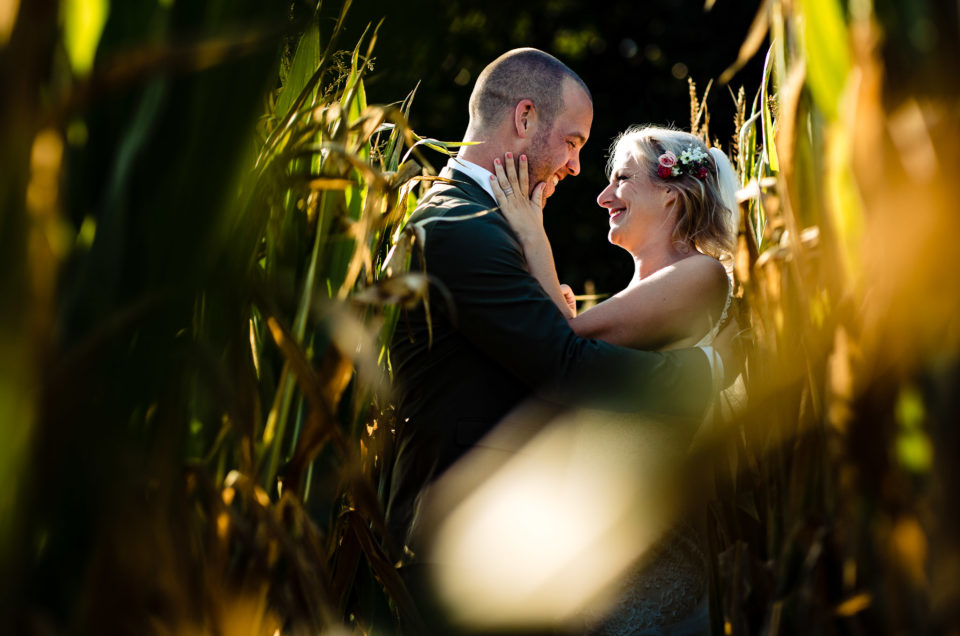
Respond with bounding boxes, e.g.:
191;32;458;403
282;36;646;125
513;99;536;138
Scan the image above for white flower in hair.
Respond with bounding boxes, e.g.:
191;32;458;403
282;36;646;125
657;144;711;180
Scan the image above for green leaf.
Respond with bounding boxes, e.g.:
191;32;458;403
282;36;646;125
276;17;321;121
799;0;851;120
760;45;780;174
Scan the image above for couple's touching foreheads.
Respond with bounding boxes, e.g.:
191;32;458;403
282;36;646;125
385;47;742;635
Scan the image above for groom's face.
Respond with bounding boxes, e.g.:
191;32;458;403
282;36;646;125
526;80;593;202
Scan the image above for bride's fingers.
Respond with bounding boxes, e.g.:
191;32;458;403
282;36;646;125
531;182;546;210
493;158;512;195
518;154;529;196
504;152;521;193
489;173;507;207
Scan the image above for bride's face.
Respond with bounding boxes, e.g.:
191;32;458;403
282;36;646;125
596;154;674;251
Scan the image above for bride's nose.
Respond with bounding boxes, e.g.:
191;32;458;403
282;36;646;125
597;183;614;208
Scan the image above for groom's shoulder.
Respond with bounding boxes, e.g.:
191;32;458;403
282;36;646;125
409;183;492;219
408;184;511;242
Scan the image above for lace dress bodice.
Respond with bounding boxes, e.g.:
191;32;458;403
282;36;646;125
582;522;708;635
695;286;732;347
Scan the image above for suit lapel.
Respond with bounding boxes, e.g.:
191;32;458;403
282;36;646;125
438;167;498;209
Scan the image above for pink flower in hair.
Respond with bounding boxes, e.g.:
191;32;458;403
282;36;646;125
658;151;677;169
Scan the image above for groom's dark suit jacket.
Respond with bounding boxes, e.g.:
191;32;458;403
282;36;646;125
385;168;712;554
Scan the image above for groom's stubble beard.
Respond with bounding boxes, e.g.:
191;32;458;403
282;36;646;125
526;123;556;201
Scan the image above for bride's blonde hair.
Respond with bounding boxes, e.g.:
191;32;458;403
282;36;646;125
607;126;739;263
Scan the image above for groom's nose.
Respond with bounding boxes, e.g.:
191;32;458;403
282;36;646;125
566;151;581;176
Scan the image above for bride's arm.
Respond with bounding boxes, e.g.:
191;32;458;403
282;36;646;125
571;254;729;350
491;154;577;319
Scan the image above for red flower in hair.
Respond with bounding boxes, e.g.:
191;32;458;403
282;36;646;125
657;164;673;178
696;166;709;179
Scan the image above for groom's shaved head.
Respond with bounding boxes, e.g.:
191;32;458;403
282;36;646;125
468;48;591;133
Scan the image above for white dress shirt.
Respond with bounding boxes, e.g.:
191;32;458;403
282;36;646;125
445;156;497;201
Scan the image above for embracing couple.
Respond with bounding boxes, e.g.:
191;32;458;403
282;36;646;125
385;48;740;635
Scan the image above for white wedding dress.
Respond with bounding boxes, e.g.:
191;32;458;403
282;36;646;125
581;293;732;636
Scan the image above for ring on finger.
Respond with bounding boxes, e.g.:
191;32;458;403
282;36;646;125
502;187;514;196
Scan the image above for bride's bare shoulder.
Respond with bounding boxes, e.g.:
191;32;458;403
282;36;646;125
642;252;728;295
670;251;723;271
644;252;729;319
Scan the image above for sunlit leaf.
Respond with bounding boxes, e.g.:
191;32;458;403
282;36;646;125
798;0;851;120
306;177;354;191
760;45;779;173
824;123;864;280
276;16;320;121
61;0;109;76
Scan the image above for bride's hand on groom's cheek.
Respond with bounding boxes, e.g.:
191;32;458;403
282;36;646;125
491;154;548;241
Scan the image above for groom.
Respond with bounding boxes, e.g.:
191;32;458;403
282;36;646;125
385;48;719;560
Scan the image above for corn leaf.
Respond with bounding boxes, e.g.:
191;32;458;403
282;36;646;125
799;0;851;121
276;17;321;122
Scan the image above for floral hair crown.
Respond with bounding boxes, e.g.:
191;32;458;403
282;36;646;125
657;145;710;180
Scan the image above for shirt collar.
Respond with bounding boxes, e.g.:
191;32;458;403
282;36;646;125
445;156;497;202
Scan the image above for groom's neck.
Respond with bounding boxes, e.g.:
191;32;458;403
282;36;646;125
460;121;522;174
457;144;498;175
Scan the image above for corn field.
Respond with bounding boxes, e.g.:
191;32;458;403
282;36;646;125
0;0;958;634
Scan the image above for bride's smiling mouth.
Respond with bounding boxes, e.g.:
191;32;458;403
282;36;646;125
609;207;626;221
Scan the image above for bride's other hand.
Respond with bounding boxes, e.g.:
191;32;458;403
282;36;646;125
559;284;578;317
713;313;749;388
490;153;547;244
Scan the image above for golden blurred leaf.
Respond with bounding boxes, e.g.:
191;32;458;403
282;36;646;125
834;593;871;616
0;0;19;46
890;516;928;586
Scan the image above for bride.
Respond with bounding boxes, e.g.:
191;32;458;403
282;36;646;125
490;125;740;635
